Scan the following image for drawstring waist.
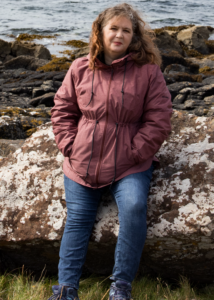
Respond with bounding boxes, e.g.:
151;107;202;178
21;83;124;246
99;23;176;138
84;58;128;186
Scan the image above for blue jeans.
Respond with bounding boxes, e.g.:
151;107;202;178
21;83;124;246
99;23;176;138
58;163;154;289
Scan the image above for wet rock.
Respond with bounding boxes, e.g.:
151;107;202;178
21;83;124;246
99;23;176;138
1;113;214;282
4;56;50;71
177;26;211;54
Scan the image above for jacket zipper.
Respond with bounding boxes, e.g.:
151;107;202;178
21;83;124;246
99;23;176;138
95;67;114;185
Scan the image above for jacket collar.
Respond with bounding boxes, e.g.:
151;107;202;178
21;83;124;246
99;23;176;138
86;52;133;69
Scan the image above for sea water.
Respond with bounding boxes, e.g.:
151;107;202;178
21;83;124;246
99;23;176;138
0;0;213;56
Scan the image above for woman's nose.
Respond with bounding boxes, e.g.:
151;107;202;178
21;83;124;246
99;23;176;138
116;30;123;38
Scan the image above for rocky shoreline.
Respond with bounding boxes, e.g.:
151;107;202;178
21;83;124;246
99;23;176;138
0;25;214;154
1;25;214;281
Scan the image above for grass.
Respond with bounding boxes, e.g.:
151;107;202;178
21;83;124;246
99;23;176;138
1;269;214;300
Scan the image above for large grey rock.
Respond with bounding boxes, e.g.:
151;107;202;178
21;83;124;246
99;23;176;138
11;41;51;60
177;26;211;54
1;112;214;282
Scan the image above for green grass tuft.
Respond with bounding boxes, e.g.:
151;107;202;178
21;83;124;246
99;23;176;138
1;270;214;300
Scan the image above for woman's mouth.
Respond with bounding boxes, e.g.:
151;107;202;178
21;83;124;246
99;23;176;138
113;42;122;45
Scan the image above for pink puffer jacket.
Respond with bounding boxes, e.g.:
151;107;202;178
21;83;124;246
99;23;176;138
51;53;172;188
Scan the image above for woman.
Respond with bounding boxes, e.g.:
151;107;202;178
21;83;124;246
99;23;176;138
49;3;172;300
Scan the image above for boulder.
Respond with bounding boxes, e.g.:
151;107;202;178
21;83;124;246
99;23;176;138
11;41;51;60
177;26;211;54
29;92;55;107
187;55;214;70
72;46;90;59
0;39;11;58
154;31;183;55
4;55;50;71
0;107;51;138
160;50;187;71
1;112;214;282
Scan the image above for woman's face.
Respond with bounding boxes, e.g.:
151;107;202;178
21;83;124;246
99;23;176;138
102;16;133;61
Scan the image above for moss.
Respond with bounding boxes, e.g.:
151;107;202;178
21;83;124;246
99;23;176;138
178;41;204;58
154;24;195;35
205;40;214;54
37;56;72;72
16;33;59;42
0;107;51;118
199;66;211;73
26;128;37;137
63;40;89;48
199;66;214;76
59;50;76;60
0;107;27;117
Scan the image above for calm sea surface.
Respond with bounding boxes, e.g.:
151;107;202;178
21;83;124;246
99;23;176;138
0;0;213;56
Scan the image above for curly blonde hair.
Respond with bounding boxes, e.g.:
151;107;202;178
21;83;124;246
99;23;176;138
89;3;161;70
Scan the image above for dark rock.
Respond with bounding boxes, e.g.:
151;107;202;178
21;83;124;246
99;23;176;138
29;92;55;107
32;88;46;98
0;92;30;108
172;103;185;110
165;72;203;83
0;39;11;58
160;50;187;71
0;107;51;139
0;117;26;139
173;94;187;104
4;56;50;71
154;31;183;55
202;76;214;85
53;72;67;81
53;81;62;89
167;82;203;101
